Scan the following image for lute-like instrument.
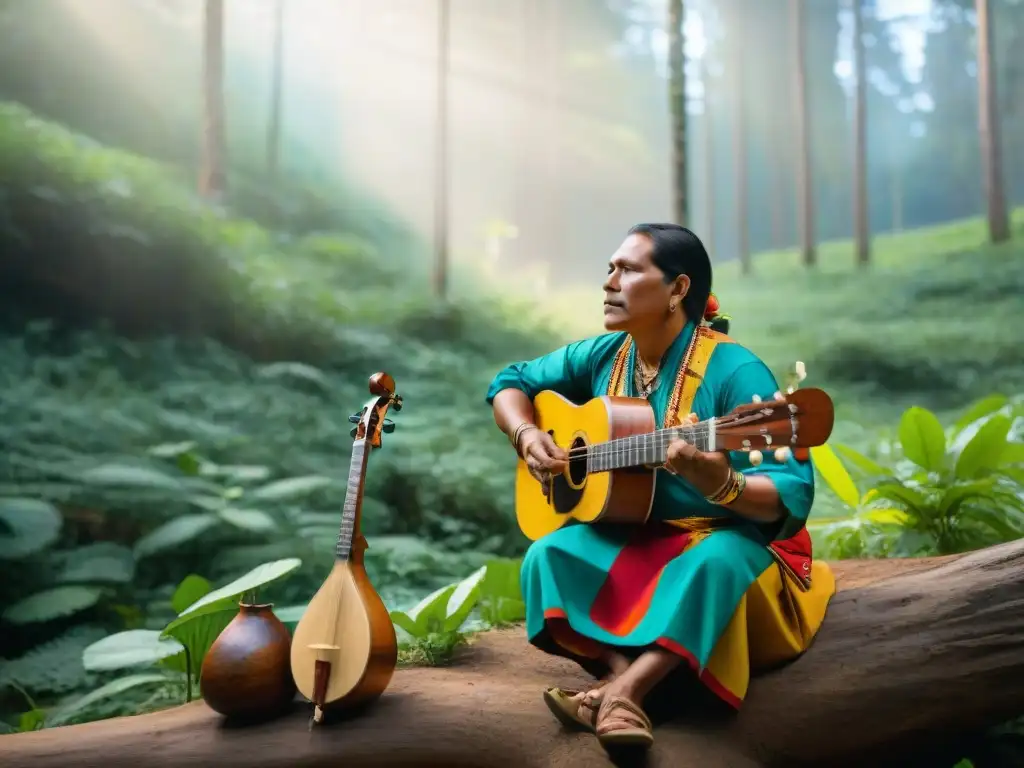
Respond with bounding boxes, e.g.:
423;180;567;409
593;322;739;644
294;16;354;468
290;373;401;725
515;387;835;541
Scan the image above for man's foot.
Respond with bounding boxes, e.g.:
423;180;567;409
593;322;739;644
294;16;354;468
543;683;604;731
595;694;654;749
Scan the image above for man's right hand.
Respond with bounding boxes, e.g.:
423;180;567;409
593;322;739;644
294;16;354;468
519;428;569;495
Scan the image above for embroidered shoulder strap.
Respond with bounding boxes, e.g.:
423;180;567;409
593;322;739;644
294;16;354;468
669;326;734;423
606;337;632;397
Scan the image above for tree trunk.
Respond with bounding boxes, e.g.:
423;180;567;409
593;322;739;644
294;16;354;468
432;0;451;300
790;0;816;267
266;0;284;180
6;542;1023;767
668;0;688;226
198;0;227;201
539;0;563;293
732;0;750;274
701;55;716;255
852;0;871;267
976;0;1011;243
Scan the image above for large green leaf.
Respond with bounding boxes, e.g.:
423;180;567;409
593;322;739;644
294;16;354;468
2;585;104;625
937;480;999;515
0;498;62;560
48;673;176;727
78;463;185;490
1001;443;1024;466
864;482;930;512
478;557;526;626
177;558;303;616
171;574;212;614
898;407;948;472
955;415;1011;479
58;542;135;584
390;584;456;638
965;506;1024;541
832;444;891;479
161;602;238;680
859;508;911;526
954;394;1009;432
82;630;184;672
248;475;333;501
444;565;486;633
809;445;860;508
133;513;218;559
218;507;278;532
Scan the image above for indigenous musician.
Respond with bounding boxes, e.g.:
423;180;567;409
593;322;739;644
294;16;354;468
486;224;835;749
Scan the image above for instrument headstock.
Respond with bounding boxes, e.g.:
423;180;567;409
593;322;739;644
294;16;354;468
712;387;834;452
348;372;403;448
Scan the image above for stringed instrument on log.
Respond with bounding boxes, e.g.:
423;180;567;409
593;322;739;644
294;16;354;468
515;387;835;541
290;372;402;726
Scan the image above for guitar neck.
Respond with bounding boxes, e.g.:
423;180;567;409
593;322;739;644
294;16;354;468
335;439;370;561
588;423;714;472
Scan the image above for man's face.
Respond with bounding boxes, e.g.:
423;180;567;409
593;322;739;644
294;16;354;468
602;234;682;333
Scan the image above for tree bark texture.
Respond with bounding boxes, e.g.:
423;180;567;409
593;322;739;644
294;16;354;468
668;0;688;227
199;0;227;201
976;0;1011;243
790;0;816;267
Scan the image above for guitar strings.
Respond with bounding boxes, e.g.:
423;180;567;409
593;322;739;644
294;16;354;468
565;421;713;458
562;409;793;461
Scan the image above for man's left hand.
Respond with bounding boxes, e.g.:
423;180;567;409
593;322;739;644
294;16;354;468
664;413;732;497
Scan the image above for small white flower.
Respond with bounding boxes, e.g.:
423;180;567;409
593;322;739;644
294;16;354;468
774;447;792;463
749;450;764;467
795;361;807;381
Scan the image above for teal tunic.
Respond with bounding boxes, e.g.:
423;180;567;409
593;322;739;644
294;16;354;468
486;321;817;692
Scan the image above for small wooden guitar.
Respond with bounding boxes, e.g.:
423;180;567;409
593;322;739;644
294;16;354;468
290;373;402;725
515;387;835;541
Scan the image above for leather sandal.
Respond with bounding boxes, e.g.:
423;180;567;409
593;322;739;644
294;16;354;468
595;695;654;749
542;682;606;732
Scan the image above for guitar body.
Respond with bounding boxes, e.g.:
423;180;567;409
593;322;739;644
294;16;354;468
290;538;398;713
516;390;658;541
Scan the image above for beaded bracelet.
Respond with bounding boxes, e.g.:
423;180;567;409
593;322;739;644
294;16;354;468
706;469;746;506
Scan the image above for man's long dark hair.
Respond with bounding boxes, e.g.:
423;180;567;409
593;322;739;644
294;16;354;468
627;223;730;334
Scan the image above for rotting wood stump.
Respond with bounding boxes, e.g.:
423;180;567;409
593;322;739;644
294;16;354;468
1;542;1021;768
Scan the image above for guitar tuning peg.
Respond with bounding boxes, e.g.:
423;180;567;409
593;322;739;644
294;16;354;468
348;412;362;424
382;419;396;434
349;426;358;438
391;396;403;413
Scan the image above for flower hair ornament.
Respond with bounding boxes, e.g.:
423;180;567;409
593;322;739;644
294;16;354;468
701;292;730;327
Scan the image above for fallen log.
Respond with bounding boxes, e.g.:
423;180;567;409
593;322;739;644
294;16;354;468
1;543;1021;768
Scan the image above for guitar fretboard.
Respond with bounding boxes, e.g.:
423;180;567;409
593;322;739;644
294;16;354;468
586;424;712;472
335;440;368;560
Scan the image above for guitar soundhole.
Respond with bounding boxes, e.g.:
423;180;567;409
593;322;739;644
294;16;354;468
567;436;588;486
549;432;586;516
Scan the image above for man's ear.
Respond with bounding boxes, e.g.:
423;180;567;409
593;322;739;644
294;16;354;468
673;274;691;301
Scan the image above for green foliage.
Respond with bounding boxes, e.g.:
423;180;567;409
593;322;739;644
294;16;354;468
810;395;1024;557
0;101;557;367
0;625;107;696
387;558;526;667
0;498;62;558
